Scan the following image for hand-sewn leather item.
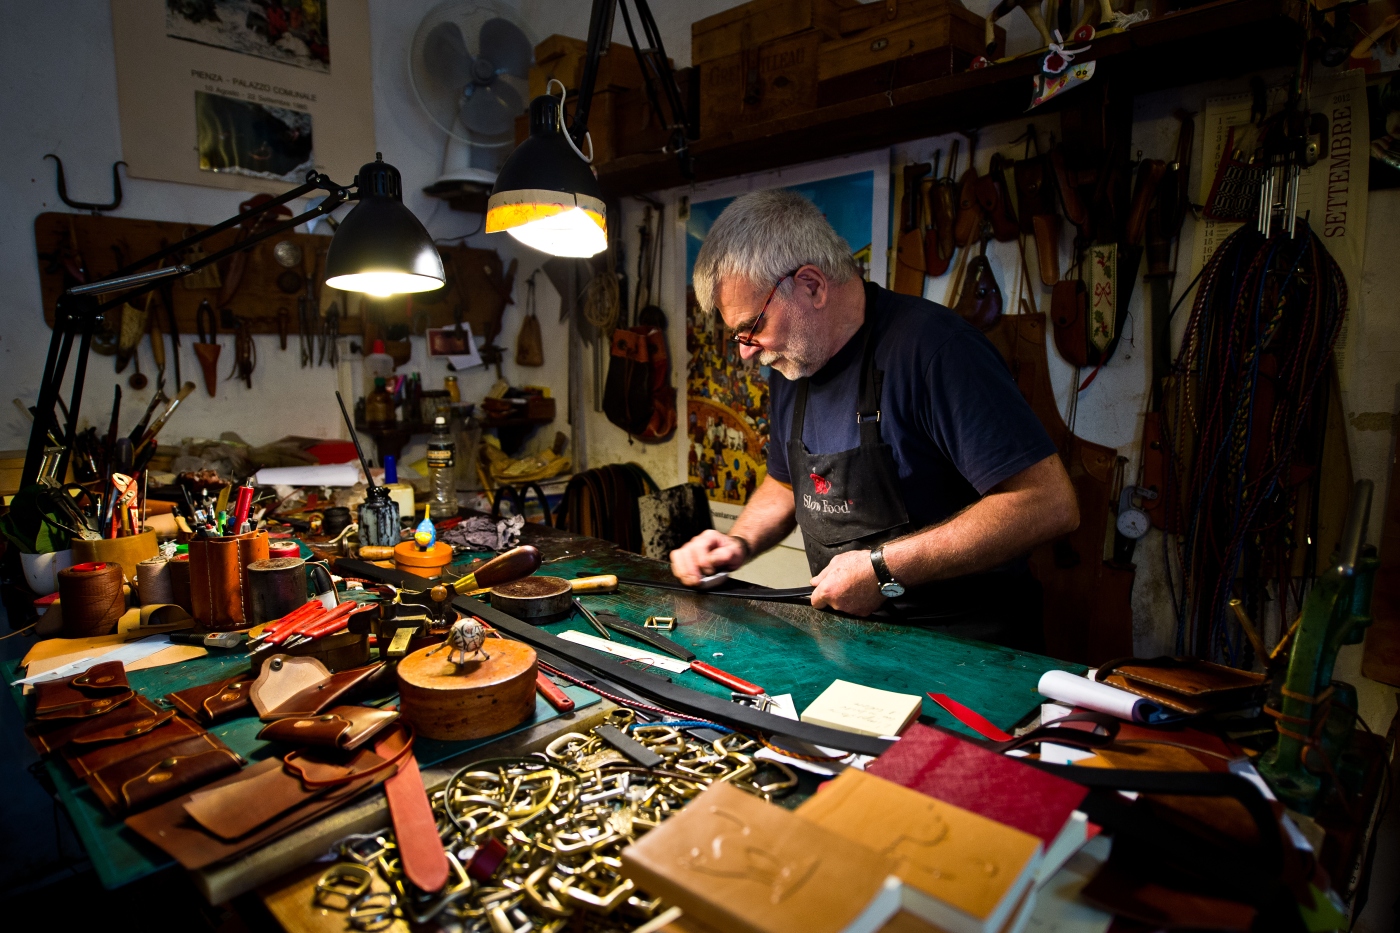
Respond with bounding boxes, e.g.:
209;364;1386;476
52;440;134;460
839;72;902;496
975;155;1019;242
188;530;269;630
250;655;331;719
86;732;242;814
1093;656;1267;715
27;694;166;755
377;722;447;892
33;661;134;720
282;726;408;788
127;758;386;870
256;705;399;750
63;714;207;778
1051;279;1089;367
1032;214;1061;285
954;166;982;247
166;673;254;724
182;756;336;841
69;698;175;746
257;660;388;721
954;254;1003;331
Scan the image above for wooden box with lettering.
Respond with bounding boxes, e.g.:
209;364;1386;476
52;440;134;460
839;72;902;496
692;0;856;66
529;35;649;100
817;5;999;108
612;67;697;159
699;30;820;139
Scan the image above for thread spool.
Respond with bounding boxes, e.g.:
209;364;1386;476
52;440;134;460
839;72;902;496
322;507;352;537
168;554;193;614
268;540;301;560
136;557;173;606
57;562;126;637
247;557;307;625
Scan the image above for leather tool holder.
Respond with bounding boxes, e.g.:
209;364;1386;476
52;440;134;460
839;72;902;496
974;156;1020;242
1051;280;1090;367
166;674;254;725
257;705;399;751
188;530;269;631
33;661;134;720
954;254;1003;331
86;729;242;815
251;656;388;721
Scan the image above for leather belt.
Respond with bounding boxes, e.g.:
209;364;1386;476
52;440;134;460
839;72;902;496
375;723;447;892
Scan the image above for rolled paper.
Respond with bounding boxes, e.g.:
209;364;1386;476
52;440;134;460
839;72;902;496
1037;668;1179;724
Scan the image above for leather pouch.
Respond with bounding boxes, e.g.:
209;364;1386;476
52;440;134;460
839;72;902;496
953;169;982;246
127;757;385;870
166;674;254;724
86;732;243;814
975;156;1019;242
27;695;166;755
954;254;1003;331
258;661;388;721
257;705;399;751
1032;214;1061;285
1097;657;1266;715
33;661;133;720
188;530;269;630
283;743;400;788
64;714;207;778
1051;279;1089;367
182;757;336;841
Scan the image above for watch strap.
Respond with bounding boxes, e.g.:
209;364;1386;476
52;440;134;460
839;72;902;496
870;547;896;585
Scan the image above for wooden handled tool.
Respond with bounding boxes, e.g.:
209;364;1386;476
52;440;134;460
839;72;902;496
689;660;764;696
359;545;396;561
450;545;542;594
568;574;617;593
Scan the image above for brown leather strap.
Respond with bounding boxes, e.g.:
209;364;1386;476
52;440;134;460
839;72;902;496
377;723;448;892
283;724;414;789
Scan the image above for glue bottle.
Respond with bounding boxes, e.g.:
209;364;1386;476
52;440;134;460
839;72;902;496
426;416;457;521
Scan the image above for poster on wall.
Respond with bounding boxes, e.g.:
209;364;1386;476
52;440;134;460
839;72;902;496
684;163;885;514
110;1;374;194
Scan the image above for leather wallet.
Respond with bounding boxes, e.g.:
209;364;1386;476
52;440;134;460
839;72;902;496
27;695;167;755
1096;657;1266;715
86;731;243;814
256;705;398;751
166;673;254;724
64;714;208;778
33;661;134;720
127;758;388;870
182;757;338;841
283;743;401;788
256;660;389;721
188;530;269;630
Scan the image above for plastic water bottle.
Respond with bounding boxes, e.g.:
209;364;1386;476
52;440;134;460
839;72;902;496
426;416;458;521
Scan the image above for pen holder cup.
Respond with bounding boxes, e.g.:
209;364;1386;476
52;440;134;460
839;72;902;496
187;530;269;631
73;531;158;584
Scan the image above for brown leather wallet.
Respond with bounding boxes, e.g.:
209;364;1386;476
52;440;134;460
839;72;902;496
182;757;336;841
283;738;405;788
1096;657;1266;715
33;661;133;720
86;732;243;814
64;714;206;779
27;694;166;755
256;705;399;751
188;530;269;630
127;758;387;870
166;674;254;724
259;661;389;721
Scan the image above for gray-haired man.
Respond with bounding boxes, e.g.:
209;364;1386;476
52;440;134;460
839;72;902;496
670;190;1078;648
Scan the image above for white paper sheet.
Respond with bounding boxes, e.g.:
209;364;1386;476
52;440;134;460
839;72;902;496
1037;669;1172;724
556;629;691;673
14;636;176;686
254;464;362;487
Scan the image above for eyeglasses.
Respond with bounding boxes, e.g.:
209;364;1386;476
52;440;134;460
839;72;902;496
731;270;799;346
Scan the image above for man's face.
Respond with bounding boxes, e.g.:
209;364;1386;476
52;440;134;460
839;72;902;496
716;273;825;380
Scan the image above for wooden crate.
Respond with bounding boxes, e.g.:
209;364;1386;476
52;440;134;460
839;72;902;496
692;0;856;65
613;67;697;159
529;35;652;100
699;30;821;139
513;88;619;165
817;6;998;107
836;0;951;35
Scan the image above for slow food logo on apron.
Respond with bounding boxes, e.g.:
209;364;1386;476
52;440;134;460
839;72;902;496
804;472;852;514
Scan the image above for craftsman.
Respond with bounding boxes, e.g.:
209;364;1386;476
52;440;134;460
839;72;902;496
670;190;1078;648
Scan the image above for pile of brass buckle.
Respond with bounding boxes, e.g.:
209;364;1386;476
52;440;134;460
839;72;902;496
316;709;798;932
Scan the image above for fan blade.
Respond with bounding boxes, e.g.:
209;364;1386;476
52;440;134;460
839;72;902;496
423;21;473;89
461;81;524;138
479;17;532;80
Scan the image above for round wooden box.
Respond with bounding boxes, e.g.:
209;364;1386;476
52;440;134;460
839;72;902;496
394;541;452;578
395;639;538;740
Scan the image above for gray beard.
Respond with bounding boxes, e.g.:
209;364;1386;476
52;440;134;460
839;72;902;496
758;333;827;379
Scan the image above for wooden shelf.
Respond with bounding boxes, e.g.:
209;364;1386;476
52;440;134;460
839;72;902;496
596;0;1305;198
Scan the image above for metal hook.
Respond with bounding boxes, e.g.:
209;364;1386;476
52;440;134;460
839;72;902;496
44;155;127;213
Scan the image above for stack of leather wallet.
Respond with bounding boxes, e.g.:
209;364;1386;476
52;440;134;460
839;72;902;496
1093;657;1267;717
27;661;244;815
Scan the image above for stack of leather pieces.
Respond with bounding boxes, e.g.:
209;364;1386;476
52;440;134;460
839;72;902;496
1092;657;1267;717
26;661;244;815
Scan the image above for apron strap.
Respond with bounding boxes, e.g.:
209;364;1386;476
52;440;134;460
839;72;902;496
856;309;883;446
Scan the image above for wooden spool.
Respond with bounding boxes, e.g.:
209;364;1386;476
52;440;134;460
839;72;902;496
490;576;572;622
395;639;537;741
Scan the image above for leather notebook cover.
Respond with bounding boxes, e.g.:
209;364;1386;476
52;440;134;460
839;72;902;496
27;695;165;755
85;731;243;814
866;723;1088;849
256;705;398;750
166;673;254;724
620;782;899;933
127;757;387;870
797;769;1042;933
63;714;207;778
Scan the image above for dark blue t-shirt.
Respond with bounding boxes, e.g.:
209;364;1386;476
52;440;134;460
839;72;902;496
766;284;1056;531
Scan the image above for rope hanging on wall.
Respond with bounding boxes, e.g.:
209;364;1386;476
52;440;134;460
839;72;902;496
1159;223;1347;663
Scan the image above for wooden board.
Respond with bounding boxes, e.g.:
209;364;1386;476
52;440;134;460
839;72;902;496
34;212;511;341
396;639;537;741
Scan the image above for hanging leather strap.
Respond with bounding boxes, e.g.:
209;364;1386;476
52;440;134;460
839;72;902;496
377;722;448;893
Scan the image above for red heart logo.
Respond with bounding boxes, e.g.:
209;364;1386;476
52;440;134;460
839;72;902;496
810;473;831;494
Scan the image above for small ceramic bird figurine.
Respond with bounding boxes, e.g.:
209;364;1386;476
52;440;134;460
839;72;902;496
444;617;487;665
414;502;436;550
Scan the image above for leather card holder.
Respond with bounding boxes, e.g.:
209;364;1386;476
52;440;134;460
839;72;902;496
261;661;388;721
27;695;164;755
86;732;243;815
256;705;399;751
166;674;253;724
282;744;395;788
70;696;175;746
64;714;205;779
33;661;133;720
1113;659;1265;697
182;757;333;841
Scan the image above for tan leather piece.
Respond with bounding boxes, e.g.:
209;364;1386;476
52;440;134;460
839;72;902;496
189;530;268;630
166;674;254;724
282;745;393;788
1114;659;1265;696
182;758;330;841
250;655;332;719
261;661;388;721
256;705;399;751
86;732;242;814
27;694;163;755
64;714;206;778
1032;214;1060;285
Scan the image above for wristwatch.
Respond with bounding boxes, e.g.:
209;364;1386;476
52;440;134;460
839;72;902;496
869;546;905;598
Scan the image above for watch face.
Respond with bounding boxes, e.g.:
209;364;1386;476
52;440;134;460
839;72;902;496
879;581;905;598
1116;508;1152;540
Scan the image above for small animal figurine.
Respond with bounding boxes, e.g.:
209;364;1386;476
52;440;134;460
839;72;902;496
414;502;436;550
443;617;488;665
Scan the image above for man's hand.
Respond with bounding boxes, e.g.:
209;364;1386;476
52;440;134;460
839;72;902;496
670;531;749;586
810;550;886;616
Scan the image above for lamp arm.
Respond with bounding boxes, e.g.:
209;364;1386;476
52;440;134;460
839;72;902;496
569;0;618;147
619;0;692;153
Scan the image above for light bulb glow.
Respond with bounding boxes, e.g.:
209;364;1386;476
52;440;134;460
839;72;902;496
504;208;607;257
324;271;444;297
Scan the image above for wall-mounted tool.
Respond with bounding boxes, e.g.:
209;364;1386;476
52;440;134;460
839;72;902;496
44;155;126;213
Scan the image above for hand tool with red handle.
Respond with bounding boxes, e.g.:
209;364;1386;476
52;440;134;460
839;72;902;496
247;600;322;645
535;672;575;712
688;660;764;696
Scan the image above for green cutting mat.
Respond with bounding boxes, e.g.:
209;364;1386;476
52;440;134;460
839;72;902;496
5;654;598;890
454;544;1083;738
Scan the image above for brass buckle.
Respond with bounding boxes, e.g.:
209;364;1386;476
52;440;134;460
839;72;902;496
314;862;372;911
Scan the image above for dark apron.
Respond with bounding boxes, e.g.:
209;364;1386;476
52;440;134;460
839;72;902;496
786;300;1041;649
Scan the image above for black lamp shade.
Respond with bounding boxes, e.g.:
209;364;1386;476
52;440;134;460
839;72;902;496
485;96;607;257
325;158;446;296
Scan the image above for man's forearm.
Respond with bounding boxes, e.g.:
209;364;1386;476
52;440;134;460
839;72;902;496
727;476;797;558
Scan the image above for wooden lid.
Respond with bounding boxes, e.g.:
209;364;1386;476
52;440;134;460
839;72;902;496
490;575;569;599
394;541;453;568
397;638;537;692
